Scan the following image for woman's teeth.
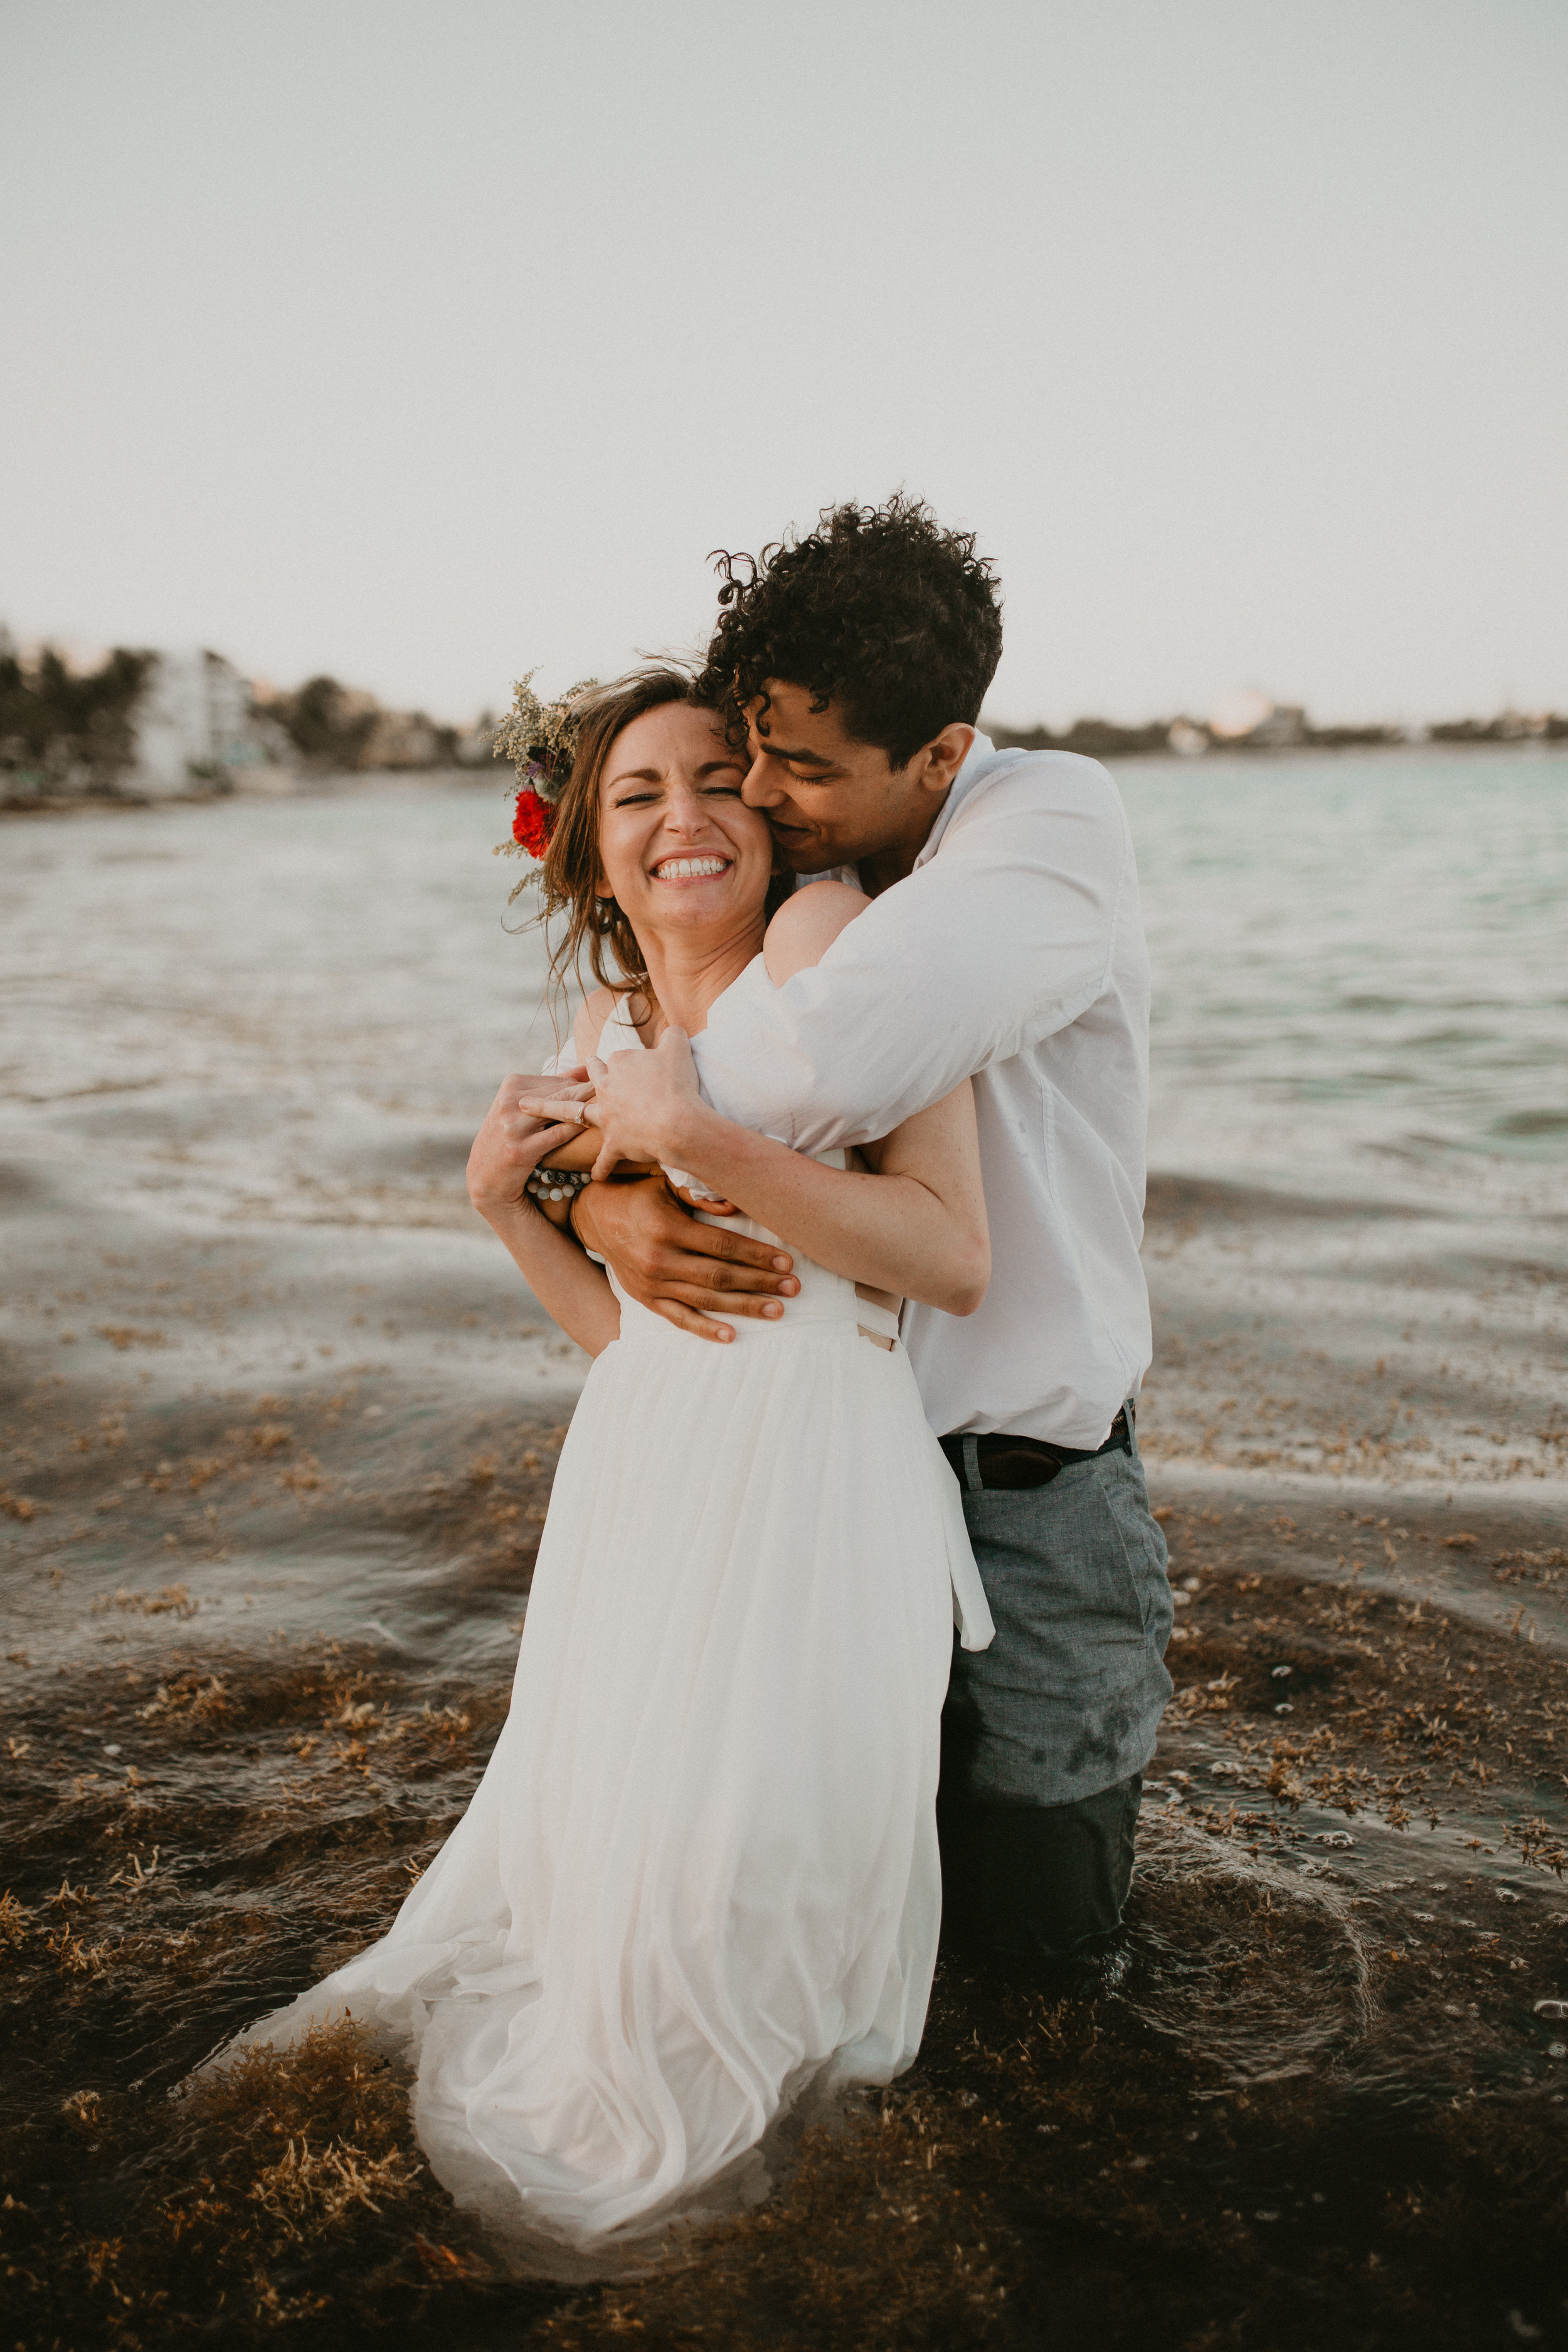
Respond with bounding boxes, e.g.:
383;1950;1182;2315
652;857;730;880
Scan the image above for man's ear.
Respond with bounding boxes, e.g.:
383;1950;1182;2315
914;723;976;795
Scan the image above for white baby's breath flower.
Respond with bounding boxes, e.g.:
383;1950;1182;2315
493;671;598;806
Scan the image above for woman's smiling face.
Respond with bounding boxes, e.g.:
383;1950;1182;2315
596;702;775;945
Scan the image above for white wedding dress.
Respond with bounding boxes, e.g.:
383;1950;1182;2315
237;960;993;2264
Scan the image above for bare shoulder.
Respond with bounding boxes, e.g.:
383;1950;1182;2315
573;985;622;1061
763;879;871;985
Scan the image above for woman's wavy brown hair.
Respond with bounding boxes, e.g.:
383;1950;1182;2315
532;667;785;1034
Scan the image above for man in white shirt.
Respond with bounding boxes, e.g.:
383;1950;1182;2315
571;495;1173;1968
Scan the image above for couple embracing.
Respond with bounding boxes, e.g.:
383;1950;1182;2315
245;497;1172;2259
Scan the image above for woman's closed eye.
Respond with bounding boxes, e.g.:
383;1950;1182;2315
611;783;741;810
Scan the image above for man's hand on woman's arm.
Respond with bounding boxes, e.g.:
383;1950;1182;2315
510;1058;800;1344
569;1177;798;1346
548;1036;988;1319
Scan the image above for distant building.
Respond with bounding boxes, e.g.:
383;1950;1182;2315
1;638;490;798
1207;687;1275;742
1246;702;1307;748
129;650;283;792
1207;691;1307;750
361;708;443;770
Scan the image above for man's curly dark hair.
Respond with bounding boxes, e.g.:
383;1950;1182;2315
695;494;1004;770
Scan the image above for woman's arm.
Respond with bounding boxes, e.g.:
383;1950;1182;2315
465;1076;622;1357
519;886;990;1318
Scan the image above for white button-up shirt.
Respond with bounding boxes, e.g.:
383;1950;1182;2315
689;734;1153;1449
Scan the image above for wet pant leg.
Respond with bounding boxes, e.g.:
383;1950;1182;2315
938;1767;1143;1957
936;1406;1172;1959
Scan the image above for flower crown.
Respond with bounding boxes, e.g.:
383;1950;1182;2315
494;671;598;866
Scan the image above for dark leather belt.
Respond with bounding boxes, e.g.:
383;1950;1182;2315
939;1408;1131;1491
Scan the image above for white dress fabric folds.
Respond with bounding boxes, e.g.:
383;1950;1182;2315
238;965;993;2261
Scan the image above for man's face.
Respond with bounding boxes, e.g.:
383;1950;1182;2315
740;681;931;874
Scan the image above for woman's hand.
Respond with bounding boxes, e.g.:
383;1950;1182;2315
517;1032;713;1184
467;1069;593;1226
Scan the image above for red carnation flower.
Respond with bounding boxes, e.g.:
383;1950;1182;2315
512;786;556;857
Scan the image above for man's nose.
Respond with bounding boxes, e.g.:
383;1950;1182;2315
741;753;783;807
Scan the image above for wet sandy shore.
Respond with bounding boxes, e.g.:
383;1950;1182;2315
3;787;1567;2347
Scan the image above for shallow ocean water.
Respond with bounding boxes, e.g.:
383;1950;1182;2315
1124;744;1568;1200
2;750;1566;2347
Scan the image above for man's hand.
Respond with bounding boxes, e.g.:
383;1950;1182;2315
584;1029;706;1180
516;1030;718;1182
467;1069;592;1226
573;1174;798;1343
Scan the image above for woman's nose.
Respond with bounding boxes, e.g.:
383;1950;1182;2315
662;785;713;834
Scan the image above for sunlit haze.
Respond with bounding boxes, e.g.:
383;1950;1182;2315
3;0;1564;728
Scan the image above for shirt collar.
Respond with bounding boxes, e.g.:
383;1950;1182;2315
913;731;1000;870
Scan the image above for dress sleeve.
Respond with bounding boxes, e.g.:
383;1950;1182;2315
688;756;1136;1152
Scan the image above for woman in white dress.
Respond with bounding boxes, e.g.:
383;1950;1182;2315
237;669;993;2263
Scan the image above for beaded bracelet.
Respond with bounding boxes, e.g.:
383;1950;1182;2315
526;1166;595;1205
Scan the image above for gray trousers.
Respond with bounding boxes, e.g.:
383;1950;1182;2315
937;1403;1173;1957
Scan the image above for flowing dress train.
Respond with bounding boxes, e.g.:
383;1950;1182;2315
236;961;992;2259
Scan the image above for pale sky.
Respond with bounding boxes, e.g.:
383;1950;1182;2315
3;0;1564;729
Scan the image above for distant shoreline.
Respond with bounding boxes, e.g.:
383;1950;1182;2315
1103;734;1568;764
0;764;486;817
986;714;1568;761
9;635;1562;801
3;736;1564;820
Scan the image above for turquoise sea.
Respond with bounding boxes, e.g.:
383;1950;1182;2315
1118;743;1568;1211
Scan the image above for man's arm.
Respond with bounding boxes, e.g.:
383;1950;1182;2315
524;1025;989;1316
689;755;1135;1151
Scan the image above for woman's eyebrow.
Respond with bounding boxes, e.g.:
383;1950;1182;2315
607;756;745;790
